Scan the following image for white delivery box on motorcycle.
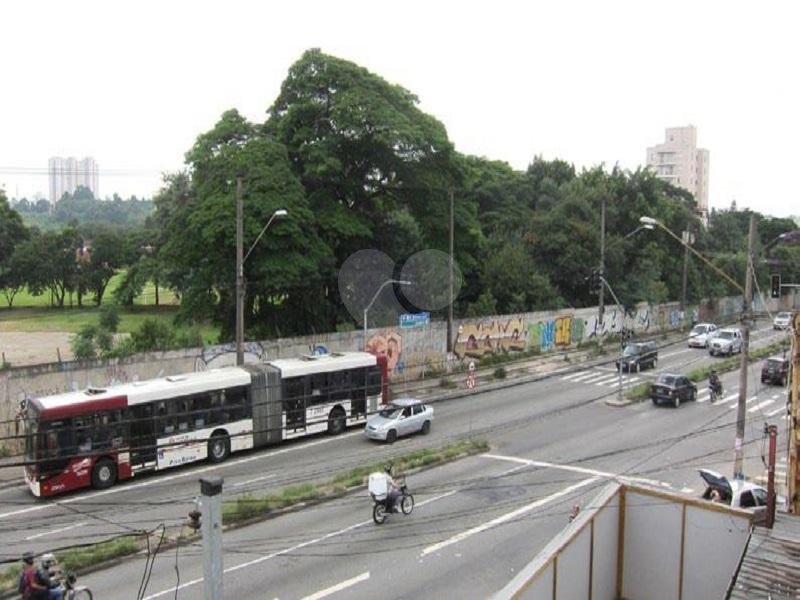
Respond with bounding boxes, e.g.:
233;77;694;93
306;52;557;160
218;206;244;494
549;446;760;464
369;472;389;499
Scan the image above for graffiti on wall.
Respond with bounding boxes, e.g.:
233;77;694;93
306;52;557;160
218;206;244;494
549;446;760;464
194;341;267;371
367;331;403;373
454;318;525;359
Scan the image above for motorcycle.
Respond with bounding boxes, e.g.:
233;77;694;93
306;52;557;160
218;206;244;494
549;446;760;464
372;482;414;525
709;381;723;403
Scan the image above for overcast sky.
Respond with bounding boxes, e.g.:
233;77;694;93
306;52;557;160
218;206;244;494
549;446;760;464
1;0;797;217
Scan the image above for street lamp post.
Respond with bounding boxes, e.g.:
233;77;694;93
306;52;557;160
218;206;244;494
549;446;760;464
596;274;626;403
235;177;288;366
639;215;753;479
363;280;412;351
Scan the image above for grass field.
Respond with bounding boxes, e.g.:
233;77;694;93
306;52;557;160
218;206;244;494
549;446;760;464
0;272;220;342
7;271;180;308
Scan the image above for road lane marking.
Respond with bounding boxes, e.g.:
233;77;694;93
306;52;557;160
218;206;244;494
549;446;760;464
480;454;670;488
594;375;623;386
302;572;370;600
560;371;591;381
232;474;275;488
143;490;456;599
661;349;693;358
767;406;787;417
748;400;774;413
0;431;362;520
24;521;87;541
420;477;600;557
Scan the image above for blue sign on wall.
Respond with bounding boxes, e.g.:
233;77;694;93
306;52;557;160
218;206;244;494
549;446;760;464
400;312;430;328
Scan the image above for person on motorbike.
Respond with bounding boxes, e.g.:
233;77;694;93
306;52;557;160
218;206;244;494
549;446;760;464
709;370;722;401
34;554;63;600
384;464;401;513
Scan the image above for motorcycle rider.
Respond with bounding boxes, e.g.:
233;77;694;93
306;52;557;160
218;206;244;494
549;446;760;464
35;554;63;600
384;464;401;513
709;369;722;402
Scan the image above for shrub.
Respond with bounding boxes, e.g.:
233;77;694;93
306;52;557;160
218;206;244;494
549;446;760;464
71;325;98;360
174;327;204;349
99;305;120;332
439;377;457;389
95;329;114;354
493;366;507;379
131;318;175;352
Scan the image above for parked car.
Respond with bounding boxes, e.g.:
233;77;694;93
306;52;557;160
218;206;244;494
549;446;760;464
761;356;789;386
688;323;718;348
708;328;743;356
365;398;433;443
773;311;792;330
699;469;771;524
615;341;658;372
650;373;697;407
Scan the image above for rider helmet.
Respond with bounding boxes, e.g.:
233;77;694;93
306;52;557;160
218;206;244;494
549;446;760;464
40;553;56;569
22;552;34;565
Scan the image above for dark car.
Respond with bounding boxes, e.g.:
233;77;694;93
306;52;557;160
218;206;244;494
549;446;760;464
761;356;789;386
615;341;658;372
650;373;697;408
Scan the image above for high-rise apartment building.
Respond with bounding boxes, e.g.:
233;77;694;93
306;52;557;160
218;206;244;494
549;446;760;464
48;156;99;202
646;126;709;215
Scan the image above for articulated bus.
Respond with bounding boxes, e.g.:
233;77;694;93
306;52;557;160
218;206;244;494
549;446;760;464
22;352;388;497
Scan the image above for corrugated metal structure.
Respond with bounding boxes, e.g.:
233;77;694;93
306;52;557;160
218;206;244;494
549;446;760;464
728;515;800;599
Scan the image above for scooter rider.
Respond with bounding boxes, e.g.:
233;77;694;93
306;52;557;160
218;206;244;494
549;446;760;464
709;369;722;401
384;464;401;512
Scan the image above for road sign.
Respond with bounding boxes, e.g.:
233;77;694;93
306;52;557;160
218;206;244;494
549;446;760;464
399;312;430;328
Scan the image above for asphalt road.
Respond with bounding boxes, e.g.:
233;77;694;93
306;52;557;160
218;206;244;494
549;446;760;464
0;323;791;598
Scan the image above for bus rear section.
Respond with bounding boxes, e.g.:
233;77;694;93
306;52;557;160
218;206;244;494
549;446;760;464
254;352;387;442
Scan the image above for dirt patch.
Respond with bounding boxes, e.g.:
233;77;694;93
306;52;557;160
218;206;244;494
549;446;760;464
0;331;74;367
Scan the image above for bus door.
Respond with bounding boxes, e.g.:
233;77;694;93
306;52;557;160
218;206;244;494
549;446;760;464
283;377;306;433
129;404;156;467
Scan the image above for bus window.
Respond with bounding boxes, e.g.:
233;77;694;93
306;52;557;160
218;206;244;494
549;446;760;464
310;374;327;405
223;387;247;420
329;370;351;401
176;398;191;432
367;366;382;396
191;394;211;429
156;401;175;435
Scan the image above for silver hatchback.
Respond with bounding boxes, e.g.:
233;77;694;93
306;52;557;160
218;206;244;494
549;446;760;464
365;398;434;443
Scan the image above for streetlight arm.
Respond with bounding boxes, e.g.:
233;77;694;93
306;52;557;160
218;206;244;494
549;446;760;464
598;275;623;309
641;217;745;294
243;209;288;263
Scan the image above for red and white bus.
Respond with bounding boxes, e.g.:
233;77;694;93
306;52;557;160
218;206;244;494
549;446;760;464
22;352;388;497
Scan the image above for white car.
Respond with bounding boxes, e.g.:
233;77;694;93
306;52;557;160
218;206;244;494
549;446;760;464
773;311;792;330
365;398;433;443
688;323;717;348
708;328;742;356
699;469;775;524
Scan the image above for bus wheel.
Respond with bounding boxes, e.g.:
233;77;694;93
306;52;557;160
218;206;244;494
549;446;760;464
328;407;346;435
92;459;117;490
208;433;230;463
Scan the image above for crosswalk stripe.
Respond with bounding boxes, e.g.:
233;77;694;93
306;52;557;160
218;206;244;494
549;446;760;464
722;393;739;402
594;375;623;386
767;406;786;417
570;371;606;382
561;371;589;381
728;395;758;409
748;400;774;413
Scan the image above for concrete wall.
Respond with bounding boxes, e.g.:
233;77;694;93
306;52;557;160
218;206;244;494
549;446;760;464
0;296;743;450
493;483;752;600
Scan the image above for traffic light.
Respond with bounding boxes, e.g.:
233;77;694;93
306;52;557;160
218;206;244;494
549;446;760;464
771;274;781;298
588;269;603;295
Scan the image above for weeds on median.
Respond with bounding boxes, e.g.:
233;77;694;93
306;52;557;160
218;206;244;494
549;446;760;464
222;438;489;526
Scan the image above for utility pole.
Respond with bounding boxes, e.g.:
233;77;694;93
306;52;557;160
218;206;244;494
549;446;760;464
235;177;244;366
680;227;693;312
789;312;800;514
733;214;757;479
447;188;454;353
200;476;223;600
598;196;606;326
766;424;777;528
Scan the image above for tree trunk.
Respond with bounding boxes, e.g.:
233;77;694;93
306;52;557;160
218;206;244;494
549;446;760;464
155;278;159;307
